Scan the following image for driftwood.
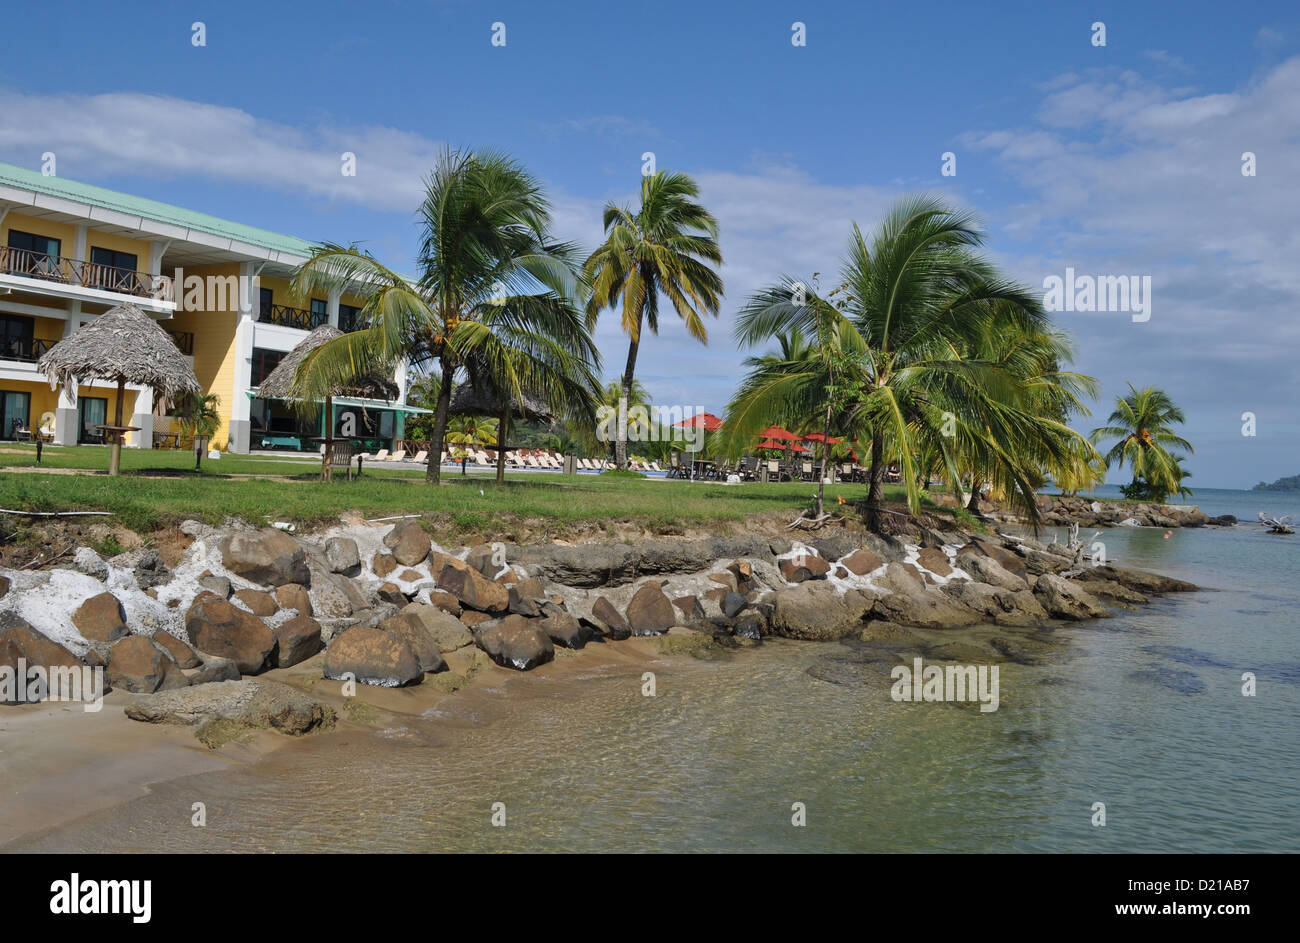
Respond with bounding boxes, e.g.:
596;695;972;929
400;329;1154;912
1258;512;1295;535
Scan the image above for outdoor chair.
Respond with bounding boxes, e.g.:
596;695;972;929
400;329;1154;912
325;440;357;481
410;450;428;464
387;449;407;462
82;422;105;444
373;448;389;462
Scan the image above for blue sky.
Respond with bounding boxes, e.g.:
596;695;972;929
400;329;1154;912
2;0;1297;487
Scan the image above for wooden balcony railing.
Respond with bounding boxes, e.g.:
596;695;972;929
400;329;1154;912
0;246;174;302
0;336;56;363
259;303;328;331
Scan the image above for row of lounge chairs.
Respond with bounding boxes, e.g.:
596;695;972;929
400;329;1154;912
668;456;899;483
358;447;663;472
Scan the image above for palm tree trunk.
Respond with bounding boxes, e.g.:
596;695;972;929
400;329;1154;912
617;316;642;471
967;477;982;513
866;428;885;532
814;400;833;518
425;358;454;483
495;404;509;487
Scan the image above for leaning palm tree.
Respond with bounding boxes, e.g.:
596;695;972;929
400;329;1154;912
584;170;723;469
1090;384;1194;502
725;196;1066;531
289;148;584;483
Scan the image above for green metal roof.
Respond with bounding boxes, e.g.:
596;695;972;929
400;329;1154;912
0;161;317;258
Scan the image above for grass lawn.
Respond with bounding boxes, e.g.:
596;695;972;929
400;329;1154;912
0;443;939;539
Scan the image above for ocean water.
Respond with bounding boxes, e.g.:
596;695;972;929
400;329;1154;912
7;488;1298;853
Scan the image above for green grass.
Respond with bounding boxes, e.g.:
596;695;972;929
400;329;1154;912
0;444;925;537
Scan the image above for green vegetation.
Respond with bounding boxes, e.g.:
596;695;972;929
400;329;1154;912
0;444;920;538
1090;384;1194;503
1253;474;1300;492
584;170;724;469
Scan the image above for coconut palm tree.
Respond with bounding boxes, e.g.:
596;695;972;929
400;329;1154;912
584;170;723;469
445;415;498;475
726;196;1072;531
1090;384;1194;501
288;148;584;483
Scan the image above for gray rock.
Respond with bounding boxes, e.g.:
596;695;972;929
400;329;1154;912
769;582;876;641
1032;574;1112;620
71;547;109;581
124;679;333;736
197;574;232;599
324;537;362;576
133;549;171;590
219;530;309;587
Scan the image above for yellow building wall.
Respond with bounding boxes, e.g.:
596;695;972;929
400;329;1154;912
163;263;241;449
1;213;77;257
2;377;137;439
85;230;151;269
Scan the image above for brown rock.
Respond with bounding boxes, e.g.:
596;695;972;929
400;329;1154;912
71;592;129;643
428;591;462;616
438;564;509;614
841;549;884;576
769;582;876;641
624;582;676;636
459;610;492;628
379;612;446;673
515;576;545;599
108;635;187;694
0;616;89;703
396;568;424;583
591;596;632;640
0;574;9;599
376;582;408;606
372;553;398;579
673;595;706;622
779;555;831;583
152;631;202;669
322;625;423;687
273;615;323;668
473;614;554;670
275;583;313;616
400;603;474;652
185;592;278;674
384;520;431;567
234;588;279;617
219;528;309;587
915;547;953;577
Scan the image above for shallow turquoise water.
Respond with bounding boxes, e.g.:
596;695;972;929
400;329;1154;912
7;489;1297;853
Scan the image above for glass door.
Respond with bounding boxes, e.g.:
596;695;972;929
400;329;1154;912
0;390;31;439
78;396;107;443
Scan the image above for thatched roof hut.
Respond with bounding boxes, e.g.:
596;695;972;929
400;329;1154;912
448;374;556;424
255;325;398;402
38;302;201;405
38;302;201;475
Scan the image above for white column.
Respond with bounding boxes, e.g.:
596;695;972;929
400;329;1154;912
327;288;340;328
228;261;256;453
73;225;87;286
53;300;82;445
127;386;153;449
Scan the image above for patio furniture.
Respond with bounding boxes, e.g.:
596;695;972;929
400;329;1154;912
387;449;407;462
325;440;357;481
82;421;105;444
410;450;428;464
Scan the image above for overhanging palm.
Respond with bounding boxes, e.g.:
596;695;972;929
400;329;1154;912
289;148;583;483
584;171;723;469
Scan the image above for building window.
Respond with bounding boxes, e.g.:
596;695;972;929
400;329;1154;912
339;303;364;333
310;298;328;328
4;230;62;279
0;390;32;440
0;314;35;361
88;247;140;292
78;397;107;443
259;287;273;320
251;347;287;387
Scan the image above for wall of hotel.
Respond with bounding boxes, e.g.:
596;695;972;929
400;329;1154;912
2;213;149;268
165;263;241;450
0;377;136;441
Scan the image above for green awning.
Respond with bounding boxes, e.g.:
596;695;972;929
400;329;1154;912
248;390;432;414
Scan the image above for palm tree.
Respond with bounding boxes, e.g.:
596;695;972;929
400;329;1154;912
1090;384;1194;502
726;196;1073;531
584;171;723;469
445;415;498;475
288;148;584;483
598;378;650;461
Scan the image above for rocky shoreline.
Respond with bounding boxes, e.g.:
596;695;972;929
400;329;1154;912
0;512;1197;744
982;495;1237;529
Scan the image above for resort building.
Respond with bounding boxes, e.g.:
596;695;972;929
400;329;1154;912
0;161;419;452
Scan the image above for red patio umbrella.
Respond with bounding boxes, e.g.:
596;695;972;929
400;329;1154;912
756;424;799;440
673;411;724;478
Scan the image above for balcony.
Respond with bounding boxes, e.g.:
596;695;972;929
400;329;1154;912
165;329;195;356
259;303;328;331
0;336;55;363
0;246;173;303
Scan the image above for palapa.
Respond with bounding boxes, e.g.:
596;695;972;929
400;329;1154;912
38;302;201;475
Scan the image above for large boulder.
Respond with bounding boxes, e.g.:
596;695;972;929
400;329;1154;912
379;613;446;673
872;563;980;629
311;572;369;618
1032;574;1112;620
769;582;875;640
437;565;509;614
915;547;953;578
185;592;278;674
108;635;188;694
840;549;885;576
233;588;279;617
151;631;202;669
323;626;423;687
624;582;677;636
383;520;431;567
324;537;362;576
219;529;309;587
124;679;333;736
957;538;1026;580
272;615;324;668
943;581;1047;626
590;596;631;640
71;591;130;643
275;583;313;616
400;603;474;652
0;616;89;704
473;615;554;671
957;553;1028;592
1085;565;1196;595
538;610;591;649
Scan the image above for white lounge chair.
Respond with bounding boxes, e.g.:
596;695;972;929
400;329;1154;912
387;449;407;463
410;450;428;464
373;449;390;462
